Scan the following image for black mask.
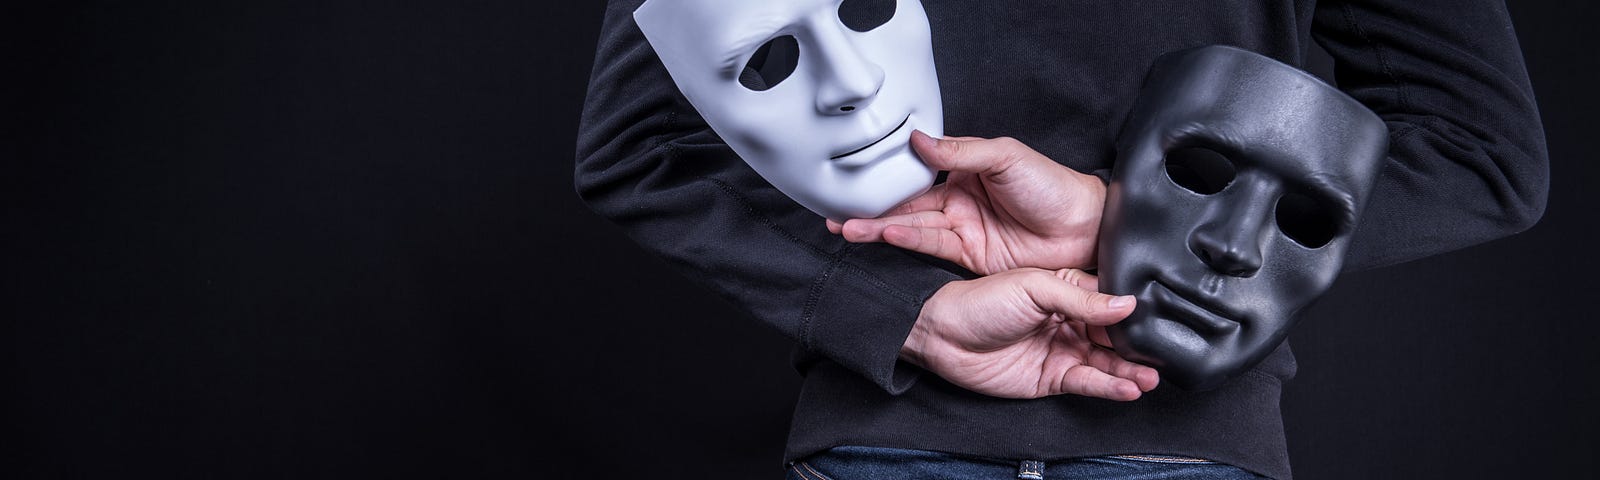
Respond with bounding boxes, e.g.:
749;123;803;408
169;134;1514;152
1100;45;1389;390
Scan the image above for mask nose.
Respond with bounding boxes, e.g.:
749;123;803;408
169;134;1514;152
810;24;884;115
1189;224;1265;277
1187;196;1271;278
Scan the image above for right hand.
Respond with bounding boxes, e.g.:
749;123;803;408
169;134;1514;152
901;268;1159;400
830;131;1109;275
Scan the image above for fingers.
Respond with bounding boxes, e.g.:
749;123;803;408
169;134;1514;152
835;212;971;267
882;225;966;265
1054;267;1099;292
840;216;966;267
825;183;947;234
910;130;1038;176
840;211;951;243
1088;325;1113;349
1056;270;1119;349
1083;344;1160;392
1042;334;1156;400
1021;269;1135;326
1055;364;1143;401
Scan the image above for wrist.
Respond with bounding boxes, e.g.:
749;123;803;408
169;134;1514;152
900;307;933;368
1069;166;1108;226
1054;166;1108;268
901;283;954;368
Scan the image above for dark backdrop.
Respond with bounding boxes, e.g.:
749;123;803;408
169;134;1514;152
4;2;1595;479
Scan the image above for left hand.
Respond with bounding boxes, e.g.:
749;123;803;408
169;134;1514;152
829;131;1108;275
903;267;1153;400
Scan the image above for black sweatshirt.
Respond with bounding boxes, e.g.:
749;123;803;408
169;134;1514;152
574;1;1548;478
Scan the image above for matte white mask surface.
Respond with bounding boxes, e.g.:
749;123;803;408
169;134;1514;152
634;0;942;221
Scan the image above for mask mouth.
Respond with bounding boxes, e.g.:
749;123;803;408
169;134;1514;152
829;115;911;166
1149;279;1241;335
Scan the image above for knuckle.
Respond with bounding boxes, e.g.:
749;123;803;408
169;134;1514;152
940;137;964;156
1062;268;1084;287
993;136;1031;166
1080;291;1107;315
1017;271;1052;297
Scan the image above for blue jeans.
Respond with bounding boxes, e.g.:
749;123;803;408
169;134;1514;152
787;446;1264;480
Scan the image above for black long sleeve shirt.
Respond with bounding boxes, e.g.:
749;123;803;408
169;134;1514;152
574;1;1547;478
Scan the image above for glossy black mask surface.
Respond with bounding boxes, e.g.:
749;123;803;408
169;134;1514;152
1100;45;1388;390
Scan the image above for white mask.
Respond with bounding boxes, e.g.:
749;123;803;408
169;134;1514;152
634;0;943;221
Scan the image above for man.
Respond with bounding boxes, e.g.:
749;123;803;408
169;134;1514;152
575;0;1546;477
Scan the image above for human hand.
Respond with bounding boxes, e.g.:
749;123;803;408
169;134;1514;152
828;131;1107;275
901;268;1158;400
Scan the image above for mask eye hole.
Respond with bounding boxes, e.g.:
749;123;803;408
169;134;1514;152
739;35;799;92
1163;146;1236;195
1276;192;1340;248
838;0;896;32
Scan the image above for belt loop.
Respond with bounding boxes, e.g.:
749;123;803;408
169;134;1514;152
1017;459;1046;480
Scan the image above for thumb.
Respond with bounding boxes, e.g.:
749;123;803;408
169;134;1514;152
1020;270;1137;326
910;130;1027;175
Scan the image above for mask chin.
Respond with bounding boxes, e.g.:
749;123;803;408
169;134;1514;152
1100;45;1389;390
800;143;936;221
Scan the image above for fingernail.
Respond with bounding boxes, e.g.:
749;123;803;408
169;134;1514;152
1108;295;1135;309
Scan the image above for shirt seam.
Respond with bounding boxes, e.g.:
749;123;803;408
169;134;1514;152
1342;3;1411;112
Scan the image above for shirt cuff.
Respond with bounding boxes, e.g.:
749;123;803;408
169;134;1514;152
799;244;962;394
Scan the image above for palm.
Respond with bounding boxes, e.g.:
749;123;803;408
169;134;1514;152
904;268;1155;400
831;134;1106;275
928;314;1124;399
925;171;1100;275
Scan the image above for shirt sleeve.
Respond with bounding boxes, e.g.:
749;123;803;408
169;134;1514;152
572;0;962;394
1313;0;1550;270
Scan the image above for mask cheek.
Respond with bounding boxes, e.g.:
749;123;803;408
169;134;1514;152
716;95;811;159
1274;242;1342;301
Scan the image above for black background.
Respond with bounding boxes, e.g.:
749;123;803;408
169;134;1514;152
4;2;1596;479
